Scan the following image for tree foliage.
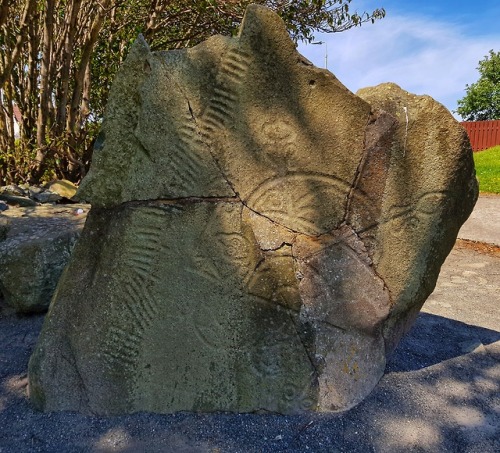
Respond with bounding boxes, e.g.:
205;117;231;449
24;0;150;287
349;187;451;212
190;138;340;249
0;0;385;185
456;50;500;122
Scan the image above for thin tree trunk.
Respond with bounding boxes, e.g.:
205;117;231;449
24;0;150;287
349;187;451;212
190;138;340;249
5;81;15;151
0;0;11;29
0;0;36;88
25;19;39;145
0;93;8;151
56;0;82;135
35;0;55;176
67;0;111;141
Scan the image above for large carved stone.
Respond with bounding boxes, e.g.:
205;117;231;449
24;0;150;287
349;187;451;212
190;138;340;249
28;5;478;414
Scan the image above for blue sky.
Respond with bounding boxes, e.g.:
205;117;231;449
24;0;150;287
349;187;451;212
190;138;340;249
297;0;500;119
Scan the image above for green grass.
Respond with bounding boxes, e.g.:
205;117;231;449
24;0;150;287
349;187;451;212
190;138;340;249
473;145;500;194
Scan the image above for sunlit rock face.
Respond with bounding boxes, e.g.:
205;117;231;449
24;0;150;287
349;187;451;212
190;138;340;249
28;5;478;415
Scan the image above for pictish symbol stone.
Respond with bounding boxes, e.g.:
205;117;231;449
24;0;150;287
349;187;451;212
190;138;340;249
28;5;478;415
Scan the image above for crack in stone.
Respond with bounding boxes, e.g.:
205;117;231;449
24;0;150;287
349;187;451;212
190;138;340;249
162;71;238;199
287;311;319;380
241;200;315;237
317;318;348;333
252;256;266;273
370;264;393;308
187;99;195;120
260;241;294;253
197;135;238;199
331;112;394;307
343;112;374;224
176;60;238;199
136;138;153;161
125;196;240;208
62;342;91;413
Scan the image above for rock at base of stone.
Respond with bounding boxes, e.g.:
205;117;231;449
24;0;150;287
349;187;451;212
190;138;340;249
0;205;88;313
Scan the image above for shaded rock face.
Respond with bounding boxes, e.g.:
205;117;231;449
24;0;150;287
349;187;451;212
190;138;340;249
28;5;478;415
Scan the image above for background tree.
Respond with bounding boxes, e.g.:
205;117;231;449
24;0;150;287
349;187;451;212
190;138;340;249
456;50;500;121
0;0;385;185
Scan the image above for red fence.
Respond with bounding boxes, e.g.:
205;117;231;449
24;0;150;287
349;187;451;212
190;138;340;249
461;120;500;152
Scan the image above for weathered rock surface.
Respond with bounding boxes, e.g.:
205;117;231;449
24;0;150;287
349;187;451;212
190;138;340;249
0;205;88;313
44;179;78;199
28;5;478;415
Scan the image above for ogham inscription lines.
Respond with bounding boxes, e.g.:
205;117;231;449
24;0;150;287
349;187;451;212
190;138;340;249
102;207;165;374
166;47;251;193
105;327;142;368
154;46;253;218
199;47;251;143
169;110;204;193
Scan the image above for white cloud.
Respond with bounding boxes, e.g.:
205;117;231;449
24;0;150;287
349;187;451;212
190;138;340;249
298;13;500;118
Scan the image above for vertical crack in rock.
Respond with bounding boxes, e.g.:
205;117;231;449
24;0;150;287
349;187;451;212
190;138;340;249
136;138;153;161
63;340;91;413
287;311;319;405
187;100;195;121
343;112;376;224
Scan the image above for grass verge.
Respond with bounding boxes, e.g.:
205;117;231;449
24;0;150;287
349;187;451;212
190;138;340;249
473;145;500;194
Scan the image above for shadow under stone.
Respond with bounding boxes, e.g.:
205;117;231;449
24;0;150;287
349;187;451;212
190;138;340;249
386;312;500;373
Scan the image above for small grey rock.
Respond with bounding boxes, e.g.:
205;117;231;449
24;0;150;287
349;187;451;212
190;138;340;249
33;190;62;204
0;184;25;196
0;194;38;207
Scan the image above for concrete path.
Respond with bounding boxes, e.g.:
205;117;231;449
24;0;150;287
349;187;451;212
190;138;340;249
459;194;500;246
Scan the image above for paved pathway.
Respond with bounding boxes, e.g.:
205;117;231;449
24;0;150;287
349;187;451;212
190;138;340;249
459;194;500;246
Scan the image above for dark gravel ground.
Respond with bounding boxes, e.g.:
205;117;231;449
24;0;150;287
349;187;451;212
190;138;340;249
1;244;499;453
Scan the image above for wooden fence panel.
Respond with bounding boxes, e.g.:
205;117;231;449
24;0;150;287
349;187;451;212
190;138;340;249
461;120;500;151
